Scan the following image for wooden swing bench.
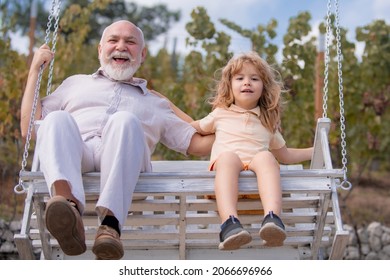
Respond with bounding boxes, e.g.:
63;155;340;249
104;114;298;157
14;118;349;260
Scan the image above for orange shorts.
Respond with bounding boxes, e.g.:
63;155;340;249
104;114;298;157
209;160;250;171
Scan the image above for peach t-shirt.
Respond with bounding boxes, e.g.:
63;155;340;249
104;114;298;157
199;104;285;169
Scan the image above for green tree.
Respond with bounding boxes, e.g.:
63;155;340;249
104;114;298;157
280;11;317;149
0;36;28;174
353;20;390;173
219;18;278;64
184;6;232;120
6;0;180;44
1;0;49;39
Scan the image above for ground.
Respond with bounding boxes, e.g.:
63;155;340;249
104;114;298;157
1;173;390;227
339;174;390;227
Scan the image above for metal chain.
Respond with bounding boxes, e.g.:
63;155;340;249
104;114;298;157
334;0;352;190
14;0;62;194
46;0;61;96
322;0;332;118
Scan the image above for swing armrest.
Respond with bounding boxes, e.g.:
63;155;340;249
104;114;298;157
311;118;331;169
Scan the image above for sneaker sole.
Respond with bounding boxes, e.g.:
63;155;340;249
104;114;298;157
45;196;86;255
259;223;286;247
219;230;252;251
92;238;124;260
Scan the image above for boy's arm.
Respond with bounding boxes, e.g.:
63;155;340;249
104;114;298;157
21;44;54;138
191;120;212;136
272;146;313;165
190;120;201;133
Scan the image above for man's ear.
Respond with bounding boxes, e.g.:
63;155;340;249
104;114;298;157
141;47;147;64
98;44;102;58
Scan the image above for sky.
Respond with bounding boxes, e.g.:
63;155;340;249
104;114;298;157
10;0;390;60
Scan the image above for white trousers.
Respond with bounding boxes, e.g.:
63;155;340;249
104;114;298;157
36;111;151;227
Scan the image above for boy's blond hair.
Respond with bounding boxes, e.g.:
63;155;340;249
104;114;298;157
209;51;284;133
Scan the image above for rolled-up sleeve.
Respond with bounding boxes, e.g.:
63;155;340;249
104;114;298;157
41;79;70;118
160;103;197;156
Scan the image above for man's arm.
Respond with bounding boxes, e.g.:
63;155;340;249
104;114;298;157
187;133;215;157
150;90;194;123
21;44;54;138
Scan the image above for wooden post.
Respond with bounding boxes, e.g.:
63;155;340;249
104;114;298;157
315;33;325;121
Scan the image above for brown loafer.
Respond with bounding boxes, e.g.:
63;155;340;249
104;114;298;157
92;225;124;260
45;196;86;255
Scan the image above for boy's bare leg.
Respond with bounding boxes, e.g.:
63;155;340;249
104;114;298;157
249;151;286;247
249;151;282;215
214;152;252;250
213;151;243;222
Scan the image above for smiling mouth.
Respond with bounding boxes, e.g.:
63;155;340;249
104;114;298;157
113;57;130;63
241;89;253;93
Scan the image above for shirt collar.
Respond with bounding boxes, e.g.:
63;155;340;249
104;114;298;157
93;68;149;95
228;104;260;117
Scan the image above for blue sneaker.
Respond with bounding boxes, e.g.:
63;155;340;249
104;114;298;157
218;215;252;250
259;211;286;247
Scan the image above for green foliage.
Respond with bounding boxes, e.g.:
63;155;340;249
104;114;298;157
184;7;233;117
8;0;181;44
280;11;317;148
219;18;278;64
186;7;216;42
352;20;390;172
1;0;49;38
0;36;28;173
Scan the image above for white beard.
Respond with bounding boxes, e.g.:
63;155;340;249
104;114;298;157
99;51;141;81
103;62;138;81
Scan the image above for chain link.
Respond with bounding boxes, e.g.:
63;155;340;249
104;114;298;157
322;0;351;190
334;0;351;190
322;0;332;118
14;0;62;194
46;0;61;96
